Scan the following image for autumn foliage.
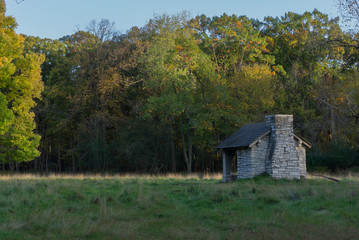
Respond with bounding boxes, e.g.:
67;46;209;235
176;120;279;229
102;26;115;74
1;2;359;172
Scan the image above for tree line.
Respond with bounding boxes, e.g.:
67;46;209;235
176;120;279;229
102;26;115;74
2;0;359;173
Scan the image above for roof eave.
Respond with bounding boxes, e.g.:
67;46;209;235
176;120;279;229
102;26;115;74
294;133;312;148
248;131;270;148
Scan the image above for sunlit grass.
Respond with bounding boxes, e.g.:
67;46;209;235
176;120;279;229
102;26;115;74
0;172;223;180
1;171;358;181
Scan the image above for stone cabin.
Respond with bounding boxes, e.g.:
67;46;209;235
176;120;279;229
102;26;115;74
216;114;311;182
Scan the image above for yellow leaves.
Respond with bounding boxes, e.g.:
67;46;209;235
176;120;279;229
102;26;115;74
267;37;274;46
0;56;9;67
234;64;276;112
336;95;345;104
289;39;298;47
176;45;184;51
333;46;345;55
240;64;275;84
227;30;237;37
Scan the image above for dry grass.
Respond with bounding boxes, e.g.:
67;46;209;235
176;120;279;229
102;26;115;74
1;171;358;181
0;172;223;180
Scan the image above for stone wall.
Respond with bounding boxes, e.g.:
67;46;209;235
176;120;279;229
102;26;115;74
249;135;269;176
294;139;307;178
237;149;252;179
265;115;301;179
297;147;306;177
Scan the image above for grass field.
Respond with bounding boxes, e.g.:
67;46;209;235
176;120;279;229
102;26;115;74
0;173;358;240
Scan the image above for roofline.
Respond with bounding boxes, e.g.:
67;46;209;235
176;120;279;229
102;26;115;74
215;145;250;150
294;133;312;148
248;131;270;148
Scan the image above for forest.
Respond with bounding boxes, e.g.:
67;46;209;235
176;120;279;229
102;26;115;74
1;0;359;174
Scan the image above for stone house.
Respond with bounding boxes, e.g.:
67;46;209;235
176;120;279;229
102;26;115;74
216;115;311;182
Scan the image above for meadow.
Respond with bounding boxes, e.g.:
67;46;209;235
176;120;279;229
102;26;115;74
0;173;358;240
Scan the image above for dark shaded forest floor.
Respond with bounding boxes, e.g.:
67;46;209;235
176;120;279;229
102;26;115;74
0;173;358;239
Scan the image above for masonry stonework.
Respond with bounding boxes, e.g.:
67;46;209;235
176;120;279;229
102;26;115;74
218;114;311;182
266;115;301;179
237;149;252;179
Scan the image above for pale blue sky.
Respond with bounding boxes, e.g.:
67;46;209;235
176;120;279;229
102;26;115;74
4;0;339;39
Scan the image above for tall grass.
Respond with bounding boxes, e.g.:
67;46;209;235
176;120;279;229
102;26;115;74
0;172;223;180
0;174;358;239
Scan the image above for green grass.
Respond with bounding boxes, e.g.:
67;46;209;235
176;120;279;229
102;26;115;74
0;174;358;239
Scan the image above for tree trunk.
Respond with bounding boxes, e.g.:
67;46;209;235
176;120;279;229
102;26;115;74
70;139;76;173
95;118;99;170
34;157;38;171
45;148;49;174
187;131;192;173
170;122;176;172
201;148;205;173
179;116;192;173
103;127;108;172
9;162;14;171
57;147;62;172
39;151;44;172
330;108;336;142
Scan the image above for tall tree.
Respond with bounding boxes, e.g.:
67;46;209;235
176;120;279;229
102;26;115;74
0;0;44;165
142;13;237;173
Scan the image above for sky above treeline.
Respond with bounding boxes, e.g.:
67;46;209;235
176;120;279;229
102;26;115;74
5;0;339;39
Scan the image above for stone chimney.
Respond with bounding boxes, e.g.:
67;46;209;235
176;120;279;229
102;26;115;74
265;115;300;179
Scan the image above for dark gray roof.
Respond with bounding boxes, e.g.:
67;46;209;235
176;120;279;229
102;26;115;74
216;122;270;149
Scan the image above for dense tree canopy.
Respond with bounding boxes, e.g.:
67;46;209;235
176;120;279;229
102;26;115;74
2;0;359;172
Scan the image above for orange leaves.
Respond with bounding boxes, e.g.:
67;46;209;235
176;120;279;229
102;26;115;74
235;20;242;29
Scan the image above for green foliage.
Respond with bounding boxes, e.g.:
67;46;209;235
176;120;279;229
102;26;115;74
0;0;44;163
0;93;13;135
